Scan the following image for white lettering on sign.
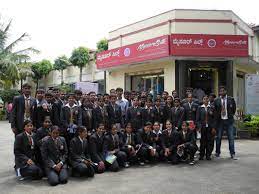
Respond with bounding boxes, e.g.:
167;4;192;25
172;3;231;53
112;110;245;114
137;38;167;51
223;40;247;46
97;49;120;61
194;39;204;46
172;38;192;46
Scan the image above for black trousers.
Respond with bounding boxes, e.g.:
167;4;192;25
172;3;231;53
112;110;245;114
121;147;138;164
138;147;157;162
46;167;68;186
160;148;179;164
183;144;198;161
105;151;127;172
20;164;43;180
200;127;214;158
73;163;95;177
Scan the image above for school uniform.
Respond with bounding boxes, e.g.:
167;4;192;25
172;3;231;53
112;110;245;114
171;106;185;130
14;132;43;179
41;136;69;186
93;105;109;130
136;129;157;162
107;103;123;130
152;130;163;159
61;104;82;143
103;133;127;171
183;102;199;122
11;95;36;135
51;101;62;127
81;105;95;132
161;128;181;164
69;136;95;177
120;132;138;163
89;133;106;173
142;106;155;124
32;99;48;129
178;130;198;161
164;105;173;124
153;106;165;127
196;104;216;159
126;106;144;132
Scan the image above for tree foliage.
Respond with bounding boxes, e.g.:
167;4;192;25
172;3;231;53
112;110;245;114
53;55;69;71
96;38;108;53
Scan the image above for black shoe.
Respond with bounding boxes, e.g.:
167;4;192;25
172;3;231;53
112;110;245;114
215;153;220;158
231;154;238;160
206;156;211;160
199;156;204;160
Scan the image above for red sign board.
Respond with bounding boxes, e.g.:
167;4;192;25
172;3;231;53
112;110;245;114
96;35;170;69
170;34;248;57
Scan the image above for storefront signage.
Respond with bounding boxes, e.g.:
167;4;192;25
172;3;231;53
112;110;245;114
170;34;248;57
96;35;170;69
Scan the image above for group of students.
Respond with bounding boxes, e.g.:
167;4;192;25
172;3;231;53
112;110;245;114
11;83;237;186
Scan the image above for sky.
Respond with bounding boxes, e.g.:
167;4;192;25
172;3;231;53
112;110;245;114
0;0;258;62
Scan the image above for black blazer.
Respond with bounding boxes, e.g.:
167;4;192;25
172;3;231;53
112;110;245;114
183;102;199;122
121;132;137;148
14;132;37;168
81;106;96;131
196;105;216;129
69;136;91;168
126;106;144;132
11;95;36;134
171;107;185;130
35;127;50;148
214;96;236;122
107;103;122;126
179;130;196;147
153;106;165;124
161;129;181;151
136;129;156;149
61;105;82;130
41;136;68;169
89;133;105;163
164;105;173;123
142;107;155;124
103;133;122;153
32;100;50;129
93;106;109;129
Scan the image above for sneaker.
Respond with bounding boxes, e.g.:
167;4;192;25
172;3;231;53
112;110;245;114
189;160;195;165
215;153;220;158
139;162;145;166
231;155;238;160
125;162;130;168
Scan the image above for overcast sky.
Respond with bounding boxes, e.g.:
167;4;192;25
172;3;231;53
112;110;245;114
0;0;258;62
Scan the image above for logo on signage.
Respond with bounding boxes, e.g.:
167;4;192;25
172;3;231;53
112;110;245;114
207;39;217;48
124;48;131;57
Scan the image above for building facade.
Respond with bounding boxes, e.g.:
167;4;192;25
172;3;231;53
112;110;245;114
96;9;259;112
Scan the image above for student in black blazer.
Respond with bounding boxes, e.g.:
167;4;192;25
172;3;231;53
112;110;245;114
142;97;155;124
161;120;181;164
107;94;123;131
14;120;43;180
103;124;127;172
153;98;165;129
32;89;47;129
120;123;138;166
213;86;237;160
93;97;109;130
89;123;106;173
196;95;216;160
178;121;198;165
183;94;199;123
152;121;163;160
126;97;144;132
41;126;69;186
61;93;82;144
69;126;95;178
163;96;174;126
81;97;96;133
11;83;36;135
171;98;185;130
136;122;157;165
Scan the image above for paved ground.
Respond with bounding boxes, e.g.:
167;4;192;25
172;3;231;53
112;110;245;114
0;121;259;194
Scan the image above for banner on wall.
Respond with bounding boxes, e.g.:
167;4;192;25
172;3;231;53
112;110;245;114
245;74;259;115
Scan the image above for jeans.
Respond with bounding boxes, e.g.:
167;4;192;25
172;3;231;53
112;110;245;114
216;119;235;156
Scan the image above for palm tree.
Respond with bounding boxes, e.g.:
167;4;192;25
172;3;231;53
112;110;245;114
0;19;39;89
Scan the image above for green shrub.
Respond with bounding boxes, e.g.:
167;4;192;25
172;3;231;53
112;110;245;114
0;89;20;103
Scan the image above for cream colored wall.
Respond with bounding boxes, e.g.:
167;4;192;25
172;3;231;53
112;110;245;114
106;60;175;92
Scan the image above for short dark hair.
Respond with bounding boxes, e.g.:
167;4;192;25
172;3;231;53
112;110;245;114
174;98;181;103
74;90;83;95
144;122;152;127
209;93;216;98
77;126;87;134
22;83;32;89
219;86;226;91
45;92;53;97
36;89;45;94
116;87;123;92
23;120;33;128
50;125;60;132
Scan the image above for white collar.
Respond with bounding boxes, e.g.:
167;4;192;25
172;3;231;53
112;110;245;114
65;103;77;108
24;95;31;100
78;136;84;143
201;104;210;108
153;130;162;135
25;131;33;137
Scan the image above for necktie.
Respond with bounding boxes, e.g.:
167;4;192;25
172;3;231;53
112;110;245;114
28;135;33;146
222;98;226;117
25;98;30;119
205;107;208;127
69;107;73;124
